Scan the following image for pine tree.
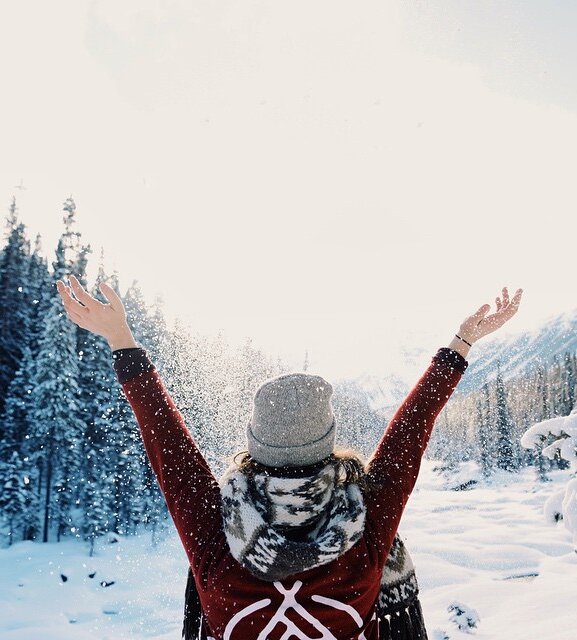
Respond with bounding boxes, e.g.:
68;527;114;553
0;451;33;545
476;384;493;478
535;363;549;421
28;291;84;542
0;225;49;542
0;338;40;542
124;280;161;351
27;234;54;355
561;350;575;415
550;353;563;416
81;441;109;556
546;352;572;470
136;457;166;546
146;294;168;362
120;279;174;539
77;255;119;549
0;198;31;418
28;198;86;542
160;320;218;456
442;411;460;470
494;362;519;472
332;379;385;459
107;270;164;536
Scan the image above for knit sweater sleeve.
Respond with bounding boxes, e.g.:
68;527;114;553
111;346;221;568
363;347;468;562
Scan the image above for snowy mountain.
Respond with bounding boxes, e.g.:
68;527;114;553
357;306;577;412
459;306;577;394
354;370;411;413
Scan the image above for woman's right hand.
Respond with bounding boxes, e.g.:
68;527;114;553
56;274;137;350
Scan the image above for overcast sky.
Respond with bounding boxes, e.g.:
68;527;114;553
2;1;576;380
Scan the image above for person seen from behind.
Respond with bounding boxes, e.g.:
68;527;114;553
56;277;523;640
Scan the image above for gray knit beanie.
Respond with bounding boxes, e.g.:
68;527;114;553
247;372;336;467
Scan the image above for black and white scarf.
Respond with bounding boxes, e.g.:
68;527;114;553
182;461;428;639
219;462;366;581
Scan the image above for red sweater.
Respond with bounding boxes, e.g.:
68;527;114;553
112;347;468;640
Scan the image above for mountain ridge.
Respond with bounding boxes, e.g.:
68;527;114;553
355;306;577;412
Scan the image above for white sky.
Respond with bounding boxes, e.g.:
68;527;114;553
2;0;577;380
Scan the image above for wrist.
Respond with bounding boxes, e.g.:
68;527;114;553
106;325;138;351
455;332;474;347
448;333;472;359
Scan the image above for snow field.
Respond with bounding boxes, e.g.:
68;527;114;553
0;531;188;639
403;461;575;639
0;459;575;639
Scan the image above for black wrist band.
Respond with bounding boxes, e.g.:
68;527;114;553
455;334;473;347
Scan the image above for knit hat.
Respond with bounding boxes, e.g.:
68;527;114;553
246;372;336;467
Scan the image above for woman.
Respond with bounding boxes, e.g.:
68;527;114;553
56;276;523;640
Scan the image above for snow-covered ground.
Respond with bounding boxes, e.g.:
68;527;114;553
404;462;576;639
1;460;575;639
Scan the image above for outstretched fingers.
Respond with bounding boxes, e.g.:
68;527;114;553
98;281;123;310
68;274;101;309
498;287;522;316
461;286;523;343
488;287;523;328
56;280;88;316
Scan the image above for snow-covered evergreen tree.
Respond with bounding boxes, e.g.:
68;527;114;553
0;197;322;550
0;450;32;545
0;198;31;418
123;280;167;358
76;255;120;548
163;330;227;466
494;362;519;472
332;379;385;460
27;234;54;355
28;289;85;542
0;338;40;543
561;350;576;414
521;407;577;547
119;279;171;537
0;226;52;543
476;383;493;478
27;199;86;542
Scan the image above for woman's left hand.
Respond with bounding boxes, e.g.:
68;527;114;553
459;286;523;345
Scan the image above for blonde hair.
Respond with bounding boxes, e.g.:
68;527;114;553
231;448;368;491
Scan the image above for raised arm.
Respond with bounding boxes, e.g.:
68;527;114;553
110;346;218;500
363;286;523;561
365;345;468;497
56;275;221;566
367;286;523;491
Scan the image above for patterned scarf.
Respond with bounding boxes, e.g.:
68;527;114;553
219;462;366;580
182;460;428;639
